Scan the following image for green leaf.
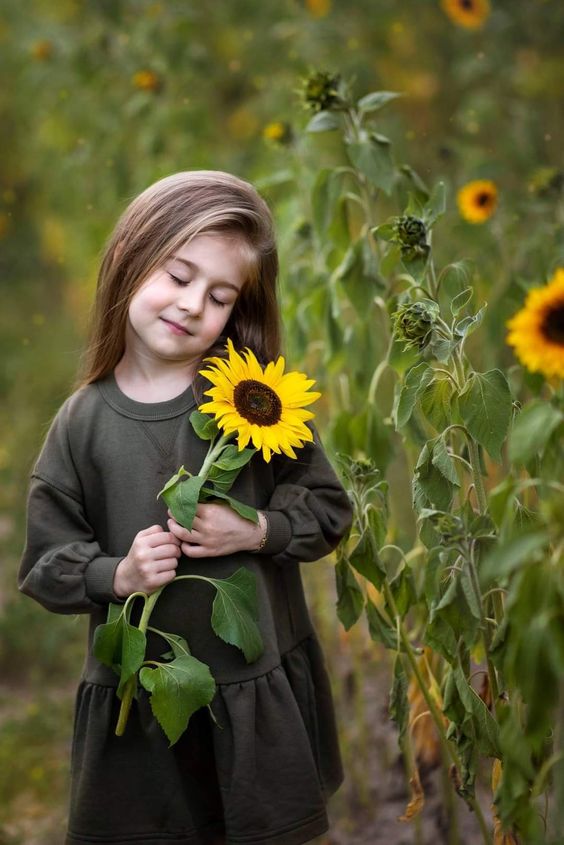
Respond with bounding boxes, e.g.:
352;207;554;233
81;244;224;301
206;445;256;494
311;168;345;238
206;568;264;663
357;90;401;114
372;221;396;242
393;363;434;430
189;411;219;441
439;260;474;300
458;369;512;461
157;465;190;500
389;654;409;740
419;376;455;432
454;304;486;340
346;133;395;194
335;557;365;631
201;487;258;523
93;613;146;696
450;287;473;317
508;400;563;464
333;237;381;315
348;530;385;588
424;181;446;227
479;530;550;586
413;436;459;511
305;110;341;132
453;664;501;758
139;654;216;746
160;474;206;530
365;599;399;650
150;628;191;659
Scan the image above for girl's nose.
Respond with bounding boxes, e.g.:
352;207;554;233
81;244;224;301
177;286;203;317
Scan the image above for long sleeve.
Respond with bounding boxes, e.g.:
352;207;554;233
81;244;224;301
259;426;353;566
18;401;123;615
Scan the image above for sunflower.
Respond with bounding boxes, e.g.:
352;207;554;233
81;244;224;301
198;339;321;462
441;0;490;29
457;180;498;223
506;268;564;379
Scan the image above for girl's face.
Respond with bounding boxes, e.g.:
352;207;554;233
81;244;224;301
125;233;249;375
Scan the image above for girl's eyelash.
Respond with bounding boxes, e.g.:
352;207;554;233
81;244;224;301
168;273;228;307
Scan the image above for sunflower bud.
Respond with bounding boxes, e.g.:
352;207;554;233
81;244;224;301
299;70;342;113
397;216;427;248
392;300;439;351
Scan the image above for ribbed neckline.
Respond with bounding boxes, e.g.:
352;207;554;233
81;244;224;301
96;371;197;421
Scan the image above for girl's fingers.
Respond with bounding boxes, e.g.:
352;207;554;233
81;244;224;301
167;518;200;542
146;530;179;547
181;542;207;558
152;543;181;560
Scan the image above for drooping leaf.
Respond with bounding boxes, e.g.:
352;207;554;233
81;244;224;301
393;363;434;430
159;474;206;530
200;487;258;523
389;654;409;740
458;369;512;461
346;133;395;194
454;305;487;340
348;530;385;588
365;599;399;650
157;465;191;499
335;556;365;631
357;90;401;114
189;411;219;441
305;110;341;133
424;181;446;227
93;612;146;696
479;530;550;586
453;664;501;758
139;655;216;746
508;400;563;464
450;287;473;317
413;436;459;511
206;568;263;663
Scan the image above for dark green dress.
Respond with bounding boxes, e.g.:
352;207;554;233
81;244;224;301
18;373;353;845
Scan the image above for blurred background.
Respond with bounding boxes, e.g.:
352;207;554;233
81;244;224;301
1;0;563;842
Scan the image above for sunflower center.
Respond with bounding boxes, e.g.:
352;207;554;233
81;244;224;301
233;379;282;426
541;303;564;345
460;0;474;8
476;191;493;207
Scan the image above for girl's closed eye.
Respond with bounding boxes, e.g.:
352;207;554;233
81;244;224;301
168;273;230;308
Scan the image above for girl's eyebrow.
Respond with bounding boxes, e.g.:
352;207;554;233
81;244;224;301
171;256;241;291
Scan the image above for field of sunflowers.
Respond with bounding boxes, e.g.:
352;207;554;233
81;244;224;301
1;1;563;843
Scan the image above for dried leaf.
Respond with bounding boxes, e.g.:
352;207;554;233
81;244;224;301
398;771;424;822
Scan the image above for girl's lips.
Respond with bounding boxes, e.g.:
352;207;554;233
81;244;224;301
161;318;191;335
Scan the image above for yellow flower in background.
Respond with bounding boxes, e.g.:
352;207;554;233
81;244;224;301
306;0;331;17
441;0;490;29
132;70;161;92
262;121;293;145
457;180;498;223
199;339;321;462
506;269;564;379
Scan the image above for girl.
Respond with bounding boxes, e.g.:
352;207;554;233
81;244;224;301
18;171;353;845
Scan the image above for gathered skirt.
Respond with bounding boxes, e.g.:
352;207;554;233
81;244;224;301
66;634;343;845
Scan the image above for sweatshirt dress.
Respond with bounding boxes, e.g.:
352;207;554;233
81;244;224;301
18;372;353;845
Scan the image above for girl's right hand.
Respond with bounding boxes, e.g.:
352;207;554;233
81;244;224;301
112;525;181;598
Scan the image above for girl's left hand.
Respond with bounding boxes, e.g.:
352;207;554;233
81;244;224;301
167;504;267;558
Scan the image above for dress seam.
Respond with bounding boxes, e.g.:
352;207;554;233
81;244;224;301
228;808;327;843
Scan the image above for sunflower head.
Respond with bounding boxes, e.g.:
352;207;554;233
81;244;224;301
392;299;439;351
457;180;498;224
396;216;427;248
506;268;564;379
299;70;343;113
441;0;490;29
198;339;321;462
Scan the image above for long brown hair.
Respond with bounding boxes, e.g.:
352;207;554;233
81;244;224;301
76;171;281;398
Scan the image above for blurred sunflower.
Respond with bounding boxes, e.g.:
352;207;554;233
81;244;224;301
457;180;498;223
199;339;321;462
306;0;331;17
506;269;564;379
262;121;293;145
441;0;490;29
132;70;161;92
31;39;54;60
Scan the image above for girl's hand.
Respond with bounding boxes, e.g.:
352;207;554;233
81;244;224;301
167;504;267;558
113;525;181;598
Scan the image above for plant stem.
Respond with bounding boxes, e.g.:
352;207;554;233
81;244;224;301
115;588;164;736
198;432;232;479
383;581;493;844
467;542;500;718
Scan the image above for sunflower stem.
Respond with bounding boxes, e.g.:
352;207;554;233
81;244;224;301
198;432;233;479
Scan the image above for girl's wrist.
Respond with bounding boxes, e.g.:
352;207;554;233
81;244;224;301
251;511;268;553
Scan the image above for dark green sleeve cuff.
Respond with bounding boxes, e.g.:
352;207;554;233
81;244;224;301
85;556;126;604
259;511;292;556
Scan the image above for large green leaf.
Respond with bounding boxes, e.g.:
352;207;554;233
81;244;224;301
419;376;455;432
346;133;395;194
206;568;263;663
139;655;216;746
413;435;459;511
200;486;258;523
453;664;501;758
393;363;434;430
479;530;550;586
365;599;399;650
348;529;385;588
159;474;206;530
508;400;563;464
311;168;345;237
190;411;219;441
206;445;256;494
458;369;512;461
335;557;365;631
93;612;146;697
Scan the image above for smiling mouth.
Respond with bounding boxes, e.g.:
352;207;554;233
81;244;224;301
161;318;191;335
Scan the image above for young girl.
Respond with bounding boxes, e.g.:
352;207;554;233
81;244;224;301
18;171;353;845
